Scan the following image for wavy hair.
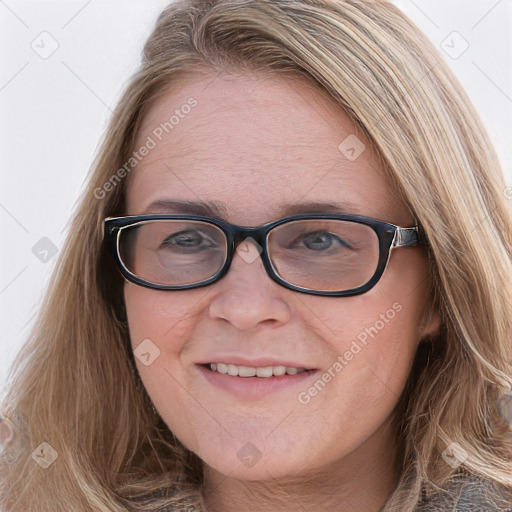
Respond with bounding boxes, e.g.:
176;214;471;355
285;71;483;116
1;0;511;510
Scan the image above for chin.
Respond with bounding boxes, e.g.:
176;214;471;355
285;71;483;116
202;454;306;482
194;434;328;482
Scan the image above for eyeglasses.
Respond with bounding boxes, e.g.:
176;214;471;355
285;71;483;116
104;213;420;297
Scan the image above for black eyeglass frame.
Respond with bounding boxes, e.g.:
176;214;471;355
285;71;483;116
104;213;420;297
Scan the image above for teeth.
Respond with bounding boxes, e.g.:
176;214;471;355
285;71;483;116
238;365;257;377
256;367;273;378
208;363;307;377
273;366;286;376
217;363;228;374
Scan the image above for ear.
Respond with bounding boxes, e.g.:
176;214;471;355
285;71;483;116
419;306;441;341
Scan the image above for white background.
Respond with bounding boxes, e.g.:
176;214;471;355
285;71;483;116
1;0;511;394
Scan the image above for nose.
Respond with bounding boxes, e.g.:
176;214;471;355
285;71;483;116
208;238;292;331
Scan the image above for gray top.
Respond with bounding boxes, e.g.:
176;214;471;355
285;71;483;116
415;476;512;511
145;475;512;511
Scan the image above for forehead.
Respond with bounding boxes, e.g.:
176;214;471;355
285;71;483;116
126;71;408;225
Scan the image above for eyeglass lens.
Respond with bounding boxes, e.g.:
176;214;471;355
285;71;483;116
118;219;380;292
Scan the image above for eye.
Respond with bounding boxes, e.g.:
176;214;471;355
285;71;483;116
290;230;351;251
161;229;216;250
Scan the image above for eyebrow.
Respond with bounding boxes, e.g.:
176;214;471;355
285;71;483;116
142;199;362;219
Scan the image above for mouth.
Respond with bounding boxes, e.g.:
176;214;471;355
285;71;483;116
202;362;314;378
196;361;318;398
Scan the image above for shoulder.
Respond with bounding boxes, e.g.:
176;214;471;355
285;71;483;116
416;475;512;512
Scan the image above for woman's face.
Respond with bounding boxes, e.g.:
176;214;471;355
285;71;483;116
124;71;438;481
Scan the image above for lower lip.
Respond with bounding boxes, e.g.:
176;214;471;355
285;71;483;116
196;365;318;399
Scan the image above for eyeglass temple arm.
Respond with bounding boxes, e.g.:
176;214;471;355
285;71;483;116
392;226;419;247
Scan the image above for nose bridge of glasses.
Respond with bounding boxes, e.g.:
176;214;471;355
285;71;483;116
231;224;268;249
227;225;270;272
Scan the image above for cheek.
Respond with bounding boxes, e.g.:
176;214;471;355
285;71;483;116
123;283;210;450
299;250;430;399
123;283;205;350
320;248;428;339
123;284;206;401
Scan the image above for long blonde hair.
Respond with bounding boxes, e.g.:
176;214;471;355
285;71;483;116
1;0;511;510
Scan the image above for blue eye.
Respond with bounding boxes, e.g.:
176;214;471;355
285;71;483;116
162;229;216;250
290;230;351;251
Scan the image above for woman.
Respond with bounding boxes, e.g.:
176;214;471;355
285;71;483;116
1;0;511;510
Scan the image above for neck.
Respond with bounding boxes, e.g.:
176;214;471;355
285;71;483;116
201;421;399;512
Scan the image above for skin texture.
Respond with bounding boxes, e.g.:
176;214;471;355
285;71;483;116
124;70;439;511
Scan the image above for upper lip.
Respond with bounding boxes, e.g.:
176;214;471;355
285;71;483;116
197;356;315;369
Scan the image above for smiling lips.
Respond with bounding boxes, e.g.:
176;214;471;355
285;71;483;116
207;363;311;377
198;360;318;398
